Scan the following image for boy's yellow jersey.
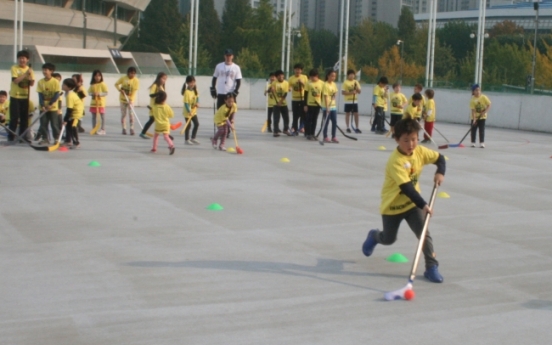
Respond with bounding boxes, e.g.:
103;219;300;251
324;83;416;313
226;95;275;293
342;79;361;103
390;92;407;114
183;88;199;118
402;103;419;120
66;91;84;120
380;145;439;215
88;82;109;108
425;99;436;122
271;80;289;106
214;103;238;126
152;103;174;133
0;100;9;122
266;83;277;107
409;95;425;118
10;65;35;99
322;82;338;109
37;77;62;112
288;74;308;101
373;84;388;108
115;76;140;103
306;80;325;107
470;94;491;120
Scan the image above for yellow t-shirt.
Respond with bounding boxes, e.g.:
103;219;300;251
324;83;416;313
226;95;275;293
373;84;388;108
322;82;338;110
0;100;9;122
402;103;419;120
214;103;238;126
152;103;174;133
115;76;140;103
266;84;277;107
288;74;308;101
306;80;324;107
380;145;440;215
470;94;491;120
390;92;408;114
342;79;361;103
10;65;35;99
37;77;62;112
271;80;289;106
149;84;164;115
88;82;109;108
425;99;436;122
409;95;425;119
183;88;199;118
66;91;84;120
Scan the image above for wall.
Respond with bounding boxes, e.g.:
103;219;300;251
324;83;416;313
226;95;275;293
1;70;550;133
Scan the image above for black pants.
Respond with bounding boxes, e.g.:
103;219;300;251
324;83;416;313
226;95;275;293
273;105;289;132
64;116;80;145
267;107;273;128
143;116;154;134
376;207;438;269
185;116;199;140
471;119;486;143
374;106;386;132
8;97;29;141
305;105;321;136
291;100;305;131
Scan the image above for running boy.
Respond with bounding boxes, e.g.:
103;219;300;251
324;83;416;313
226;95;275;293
263;72;276;133
270;70;290;137
422;89;436;144
470;84;491;148
115;67;140;135
389;82;408;138
372;76;389;134
303;69;324;141
342;69;362;133
8;50;35;142
62;78;84;149
288;63;308;135
36;63;62;145
211;93;237;151
362;118;446;283
151;91;175;155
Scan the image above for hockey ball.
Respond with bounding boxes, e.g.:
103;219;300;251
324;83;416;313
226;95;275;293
404;289;415;300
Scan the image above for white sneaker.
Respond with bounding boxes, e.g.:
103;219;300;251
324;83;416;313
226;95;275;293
480;143;485;148
98;130;106;135
191;139;200;145
471;143;476;147
185;140;193;145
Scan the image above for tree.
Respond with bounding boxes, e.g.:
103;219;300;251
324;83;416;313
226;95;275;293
436;21;476;67
126;0;182;53
221;0;252;55
309;29;339;70
235;48;264;77
397;7;416;45
292;25;314;73
198;0;221;65
489;20;524;37
169;21;212;73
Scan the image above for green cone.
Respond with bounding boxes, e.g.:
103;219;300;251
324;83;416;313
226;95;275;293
206;203;224;211
88;161;101;167
386;253;409;263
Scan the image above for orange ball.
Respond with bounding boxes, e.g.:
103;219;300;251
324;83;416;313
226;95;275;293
404;289;415;300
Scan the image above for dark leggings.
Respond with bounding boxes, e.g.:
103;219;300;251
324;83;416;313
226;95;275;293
322;109;337;138
291;100;305;131
64;117;80;145
376;207;438;268
267;107;273;128
471;119;486;143
273;105;289;132
305;106;320;136
374;106;386;132
185;116;199;140
8;97;29;141
143;116;154;134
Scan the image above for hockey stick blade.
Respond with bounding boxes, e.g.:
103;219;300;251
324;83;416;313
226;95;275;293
384;282;412;301
336;125;357;141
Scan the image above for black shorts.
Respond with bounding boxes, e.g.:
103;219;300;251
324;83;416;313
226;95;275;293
344;104;358;113
390;114;402;126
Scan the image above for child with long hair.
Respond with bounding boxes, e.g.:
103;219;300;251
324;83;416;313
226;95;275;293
151;91;175;155
72;74;87;133
182;75;200;145
62;78;84;149
88;70;108;135
141;72;167;139
211;93;237;151
322;69;339;143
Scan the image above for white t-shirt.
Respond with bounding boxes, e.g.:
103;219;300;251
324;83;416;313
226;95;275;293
213;62;242;94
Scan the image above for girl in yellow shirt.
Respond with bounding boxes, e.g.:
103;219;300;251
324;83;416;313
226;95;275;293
182;75;200;145
88;70;109;135
141;72;167;139
470;84;491;148
151;91;175;155
322;70;339;143
211;94;237;151
62;78;84;149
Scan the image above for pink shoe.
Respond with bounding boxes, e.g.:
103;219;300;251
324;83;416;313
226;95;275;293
324;137;331;143
331;137;339;143
151;148;156;153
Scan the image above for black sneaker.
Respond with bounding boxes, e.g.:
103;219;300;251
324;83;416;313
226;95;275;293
267;128;273;133
346;128;351;133
355;128;362;134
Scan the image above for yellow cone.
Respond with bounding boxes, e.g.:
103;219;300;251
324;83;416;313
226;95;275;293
280;157;290;163
227;147;236;153
378;146;386;151
437;192;450;198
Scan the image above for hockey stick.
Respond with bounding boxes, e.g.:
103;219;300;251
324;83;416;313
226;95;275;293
226;119;243;154
32;125;65;152
421;127;439;148
350;82;358;132
180;114;195;135
384;184;439;301
16;109;49;142
336;125;357;141
123;93;153;137
318;110;332;146
445;118;480;149
213;97;216;136
1;123;58;151
90;89;101;135
433;126;449;143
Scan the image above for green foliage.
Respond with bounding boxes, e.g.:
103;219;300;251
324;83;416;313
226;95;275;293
130;0;182;53
309;29;339;70
397;7;416;44
235;48;264;78
221;0;252;55
198;0;221;65
436;21;476;65
293;26;314;73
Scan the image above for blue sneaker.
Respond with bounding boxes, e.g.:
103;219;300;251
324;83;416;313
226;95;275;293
139;133;149;139
362;229;379;257
424;265;444;283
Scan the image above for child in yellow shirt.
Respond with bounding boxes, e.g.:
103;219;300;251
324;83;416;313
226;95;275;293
62;78;84;149
151;91;175;155
470;84;491;148
36;63;62;145
211;93;237;151
8;50;35;142
264;72;276;133
115;67;140;135
88;70;109;135
182;75;200;145
0;90;9;126
141;72;166;139
422;89;436;143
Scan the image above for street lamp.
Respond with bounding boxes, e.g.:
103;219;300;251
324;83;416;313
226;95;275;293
471;32;489;85
531;0;539;94
288;29;302;77
397;40;404;82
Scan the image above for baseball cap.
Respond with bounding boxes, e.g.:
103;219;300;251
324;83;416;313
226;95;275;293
224;49;233;56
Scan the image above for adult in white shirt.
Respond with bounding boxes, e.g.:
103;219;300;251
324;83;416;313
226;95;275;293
211;49;243;109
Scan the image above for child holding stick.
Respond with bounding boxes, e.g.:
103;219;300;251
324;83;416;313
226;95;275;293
151;91;175;155
211;93;237;151
182;75;200;145
470;84;491;148
88;70;108;135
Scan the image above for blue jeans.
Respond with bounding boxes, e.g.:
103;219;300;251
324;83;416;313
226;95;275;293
322;109;337;138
